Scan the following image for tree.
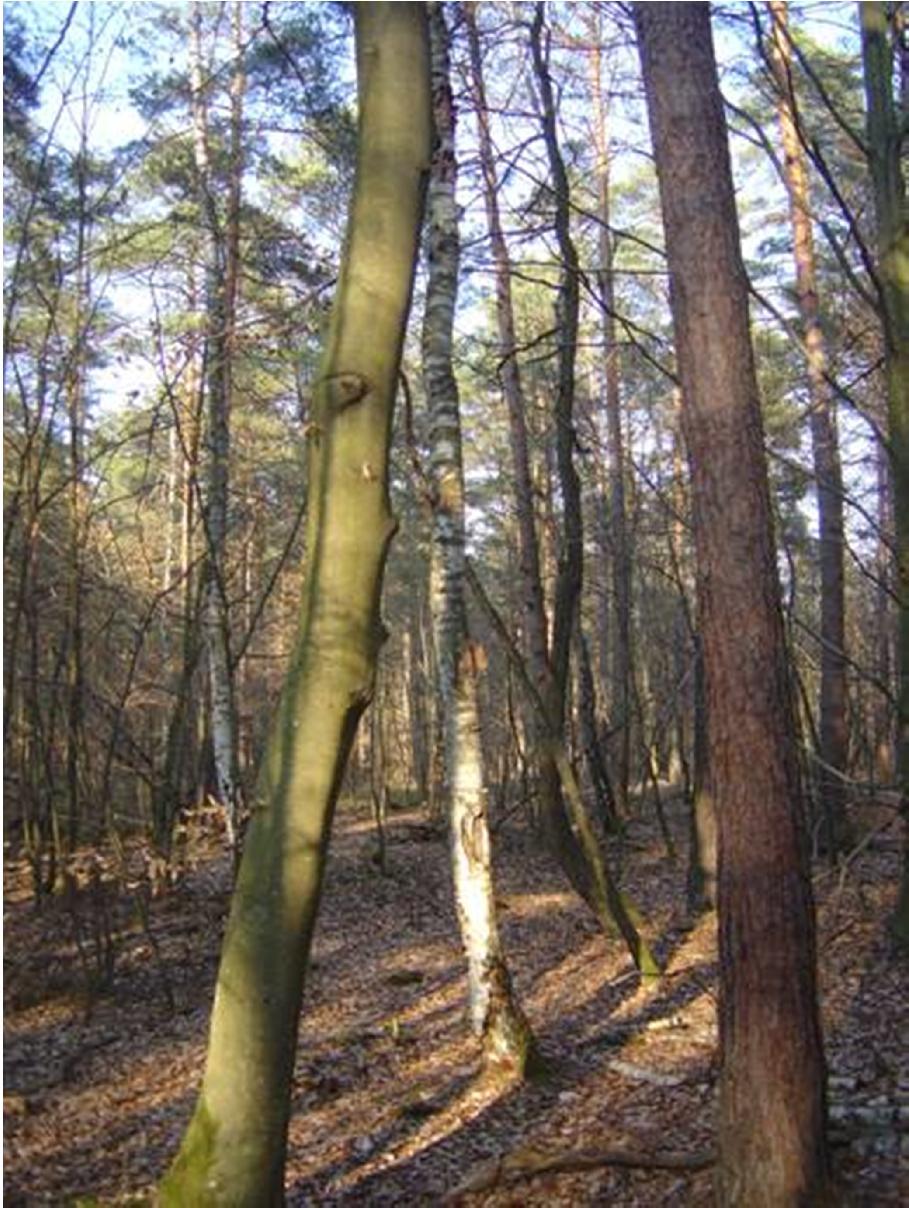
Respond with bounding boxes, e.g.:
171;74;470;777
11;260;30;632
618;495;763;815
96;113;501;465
189;0;246;852
462;1;655;973
3;3;132;879
633;4;830;1204
768;0;849;855
588;12;633;814
860;0;909;947
422;0;534;1076
462;3;551;728
159;5;431;1201
527;2;583;726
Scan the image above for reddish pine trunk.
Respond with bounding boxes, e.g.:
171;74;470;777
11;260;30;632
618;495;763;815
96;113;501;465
634;5;829;1204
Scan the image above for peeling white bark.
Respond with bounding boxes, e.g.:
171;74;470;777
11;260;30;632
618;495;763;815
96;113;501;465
424;2;531;1070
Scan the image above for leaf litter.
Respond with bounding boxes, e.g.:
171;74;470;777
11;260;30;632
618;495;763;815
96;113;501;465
4;793;908;1205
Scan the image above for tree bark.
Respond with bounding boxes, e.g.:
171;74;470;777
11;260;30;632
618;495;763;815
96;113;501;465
190;1;243;850
589;27;632;814
64;71;95;853
463;3;549;698
422;1;534;1076
153;234;205;852
861;1;909;948
769;0;850;854
159;7;430;1201
463;1;623;938
874;443;895;780
687;636;717;911
466;560;660;978
528;3;583;716
575;624;619;835
634;5;829;1203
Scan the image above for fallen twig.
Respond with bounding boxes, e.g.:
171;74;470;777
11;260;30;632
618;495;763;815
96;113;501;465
443;1143;715;1200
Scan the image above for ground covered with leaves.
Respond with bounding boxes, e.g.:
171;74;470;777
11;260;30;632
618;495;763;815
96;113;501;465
4;793;909;1205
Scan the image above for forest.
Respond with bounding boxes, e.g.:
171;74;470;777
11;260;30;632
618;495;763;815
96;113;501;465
3;1;908;1204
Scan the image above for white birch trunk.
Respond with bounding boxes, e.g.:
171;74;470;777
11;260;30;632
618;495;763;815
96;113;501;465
190;2;244;847
424;1;533;1074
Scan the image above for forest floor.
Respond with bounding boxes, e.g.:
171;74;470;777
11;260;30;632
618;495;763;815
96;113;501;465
4;790;909;1205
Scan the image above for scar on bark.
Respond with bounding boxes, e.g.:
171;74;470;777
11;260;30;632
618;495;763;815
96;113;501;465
459;640;487;678
323;372;371;411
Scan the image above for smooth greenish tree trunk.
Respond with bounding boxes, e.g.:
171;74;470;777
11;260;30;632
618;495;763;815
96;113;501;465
159;7;430;1203
861;2;909;949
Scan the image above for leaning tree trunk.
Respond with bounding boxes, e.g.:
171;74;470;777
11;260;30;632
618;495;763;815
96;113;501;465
463;1;625;942
527;1;626;913
634;5;830;1204
769;0;849;854
422;2;534;1075
159;7;430;1202
861;0;909;948
529;3;582;715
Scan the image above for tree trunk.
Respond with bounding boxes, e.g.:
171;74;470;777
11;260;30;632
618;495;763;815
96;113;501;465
467;561;660;979
463;3;549;699
589;30;632;814
861;1;909;949
667;387;714;903
64;88;94;853
575;624;619;835
634;5;830;1203
874;443;895;781
769;0;850;854
463;1;619;937
153;265;204;851
527;2;628;917
687;636;717;912
190;1;243;850
159;7;430;1201
528;2;583;718
423;1;534;1076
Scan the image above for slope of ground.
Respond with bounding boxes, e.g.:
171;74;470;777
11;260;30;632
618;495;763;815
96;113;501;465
4;794;908;1204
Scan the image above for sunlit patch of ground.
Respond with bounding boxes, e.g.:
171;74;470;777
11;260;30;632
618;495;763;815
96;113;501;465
4;793;908;1204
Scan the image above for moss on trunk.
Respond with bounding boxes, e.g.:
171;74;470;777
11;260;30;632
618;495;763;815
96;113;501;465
861;2;909;950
